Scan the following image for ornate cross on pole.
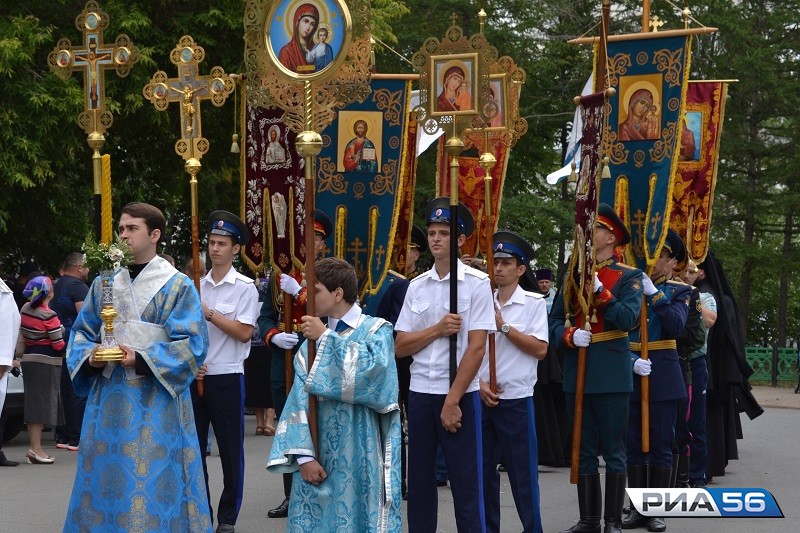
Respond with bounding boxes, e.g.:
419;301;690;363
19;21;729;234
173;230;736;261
143;35;235;289
48;0;139;241
649;15;666;33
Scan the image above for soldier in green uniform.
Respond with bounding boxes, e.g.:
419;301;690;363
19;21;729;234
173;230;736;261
551;204;644;533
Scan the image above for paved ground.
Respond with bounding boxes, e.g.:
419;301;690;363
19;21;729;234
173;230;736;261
750;383;800;409
1;385;796;532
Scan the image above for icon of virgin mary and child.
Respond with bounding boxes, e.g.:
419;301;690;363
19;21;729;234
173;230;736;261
278;3;334;74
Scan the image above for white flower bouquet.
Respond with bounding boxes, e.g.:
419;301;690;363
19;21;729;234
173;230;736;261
82;235;133;272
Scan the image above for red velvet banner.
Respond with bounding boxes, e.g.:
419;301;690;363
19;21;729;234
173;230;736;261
670;81;727;263
435;137;510;258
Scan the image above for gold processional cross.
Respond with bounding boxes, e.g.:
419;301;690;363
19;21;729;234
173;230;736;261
143;35;235;289
48;0;138;136
48;0;139;240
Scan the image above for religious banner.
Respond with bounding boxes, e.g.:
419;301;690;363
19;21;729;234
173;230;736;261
435;139;510;258
600;35;692;271
669;81;727;263
433;53;526;259
563;91;606;325
386;111;420;276
315;78;415;309
241;102;306;275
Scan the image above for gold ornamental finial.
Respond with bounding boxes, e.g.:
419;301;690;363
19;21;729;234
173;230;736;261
682;7;692;29
649;15;665;33
450;12;459;27
478;8;487;35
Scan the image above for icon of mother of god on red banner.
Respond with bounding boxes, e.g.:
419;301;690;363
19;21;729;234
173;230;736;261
267;0;347;79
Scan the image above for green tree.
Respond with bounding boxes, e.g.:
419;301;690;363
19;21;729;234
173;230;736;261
0;0;408;277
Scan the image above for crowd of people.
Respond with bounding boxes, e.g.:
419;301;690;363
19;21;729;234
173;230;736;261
0;199;761;533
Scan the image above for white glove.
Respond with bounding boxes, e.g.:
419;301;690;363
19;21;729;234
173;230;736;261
572;329;592;347
641;274;658;296
272;332;299;350
633;358;652;376
593;273;604;293
280;273;302;297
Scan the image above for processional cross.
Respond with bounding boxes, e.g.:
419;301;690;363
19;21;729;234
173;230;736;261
143;35;235;288
48;0;139;240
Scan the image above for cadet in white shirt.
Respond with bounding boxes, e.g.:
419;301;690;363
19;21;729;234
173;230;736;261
395;197;495;533
479;230;549;533
193;210;260;533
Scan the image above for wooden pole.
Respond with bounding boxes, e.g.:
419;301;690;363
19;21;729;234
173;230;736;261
283;295;294;393
640;296;650;453
570;342;589;484
570;0;611;485
295;80;323;456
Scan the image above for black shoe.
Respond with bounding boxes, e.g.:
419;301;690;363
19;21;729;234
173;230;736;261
216;524;235;533
267;498;289;518
0;452;19;467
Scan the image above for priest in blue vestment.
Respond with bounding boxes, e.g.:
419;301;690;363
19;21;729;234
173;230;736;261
267;257;402;532
64;202;211;533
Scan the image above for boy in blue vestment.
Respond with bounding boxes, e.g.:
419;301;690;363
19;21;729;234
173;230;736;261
267;257;402;532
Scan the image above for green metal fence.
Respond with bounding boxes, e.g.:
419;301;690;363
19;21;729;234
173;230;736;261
745;347;799;385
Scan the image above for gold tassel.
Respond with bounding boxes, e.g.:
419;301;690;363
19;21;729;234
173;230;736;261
568;161;577;183
590;309;598;323
601;156;611;179
565;317;572;328
230;133;240;154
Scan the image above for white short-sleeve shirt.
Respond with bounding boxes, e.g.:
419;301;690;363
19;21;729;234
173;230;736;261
479;286;549;399
201;266;259;375
395;260;495;394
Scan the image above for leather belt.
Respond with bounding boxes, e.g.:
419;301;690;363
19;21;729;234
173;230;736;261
590;330;628;343
630;340;677;351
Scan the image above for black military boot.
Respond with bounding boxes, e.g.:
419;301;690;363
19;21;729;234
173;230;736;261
646;466;672;532
560;473;602;533
621;465;648;529
669;454;679;488
603;472;626;533
675;455;690;488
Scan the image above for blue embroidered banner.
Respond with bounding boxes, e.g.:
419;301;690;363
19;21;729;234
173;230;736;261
315;78;414;308
600;35;691;270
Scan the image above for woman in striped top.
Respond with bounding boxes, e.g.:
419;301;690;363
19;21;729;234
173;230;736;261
18;276;65;464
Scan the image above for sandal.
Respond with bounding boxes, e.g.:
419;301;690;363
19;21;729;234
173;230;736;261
26;449;55;464
255;426;266;436
264;425;276;436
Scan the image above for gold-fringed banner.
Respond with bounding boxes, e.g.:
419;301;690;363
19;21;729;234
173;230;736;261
315;78;416;310
599;34;692;271
385;111;419;277
435;138;510;258
670;81;727;263
241;99;307;276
